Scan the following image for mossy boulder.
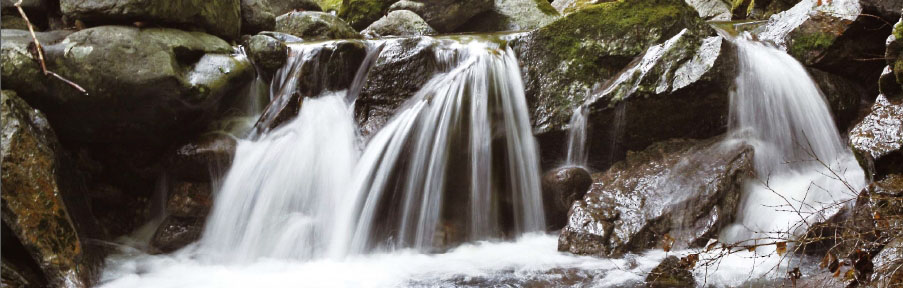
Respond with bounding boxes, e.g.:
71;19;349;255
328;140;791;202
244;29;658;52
315;0;343;12
732;0;800;20
455;0;560;32
245;34;288;71
880;16;903;100
558;136;753;257
1;90;96;287
0;27;254;146
388;0;493;32
60;0;241;40
361;9;435;38
241;0;323;34
339;0;397;30
275;11;362;40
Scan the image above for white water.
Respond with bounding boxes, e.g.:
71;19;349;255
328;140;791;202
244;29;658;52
720;37;866;245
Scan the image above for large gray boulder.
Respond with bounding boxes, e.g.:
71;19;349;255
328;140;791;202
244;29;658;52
1;27;254;146
275;11;362;40
456;0;560;32
1;90;98;287
558;137;754;257
388;0;493;32
241;0;323;34
60;0;241;40
851;95;903;181
361;9;435;38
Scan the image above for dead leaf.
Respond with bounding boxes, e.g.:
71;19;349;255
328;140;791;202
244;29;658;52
662;233;675;252
682;254;699;268
705;239;719;252
776;242;787;256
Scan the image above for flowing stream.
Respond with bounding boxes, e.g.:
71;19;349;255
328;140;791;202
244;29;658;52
101;33;866;287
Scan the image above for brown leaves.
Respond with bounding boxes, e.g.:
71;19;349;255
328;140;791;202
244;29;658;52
775;242;787;256
680;254;699;268
662;233;675;252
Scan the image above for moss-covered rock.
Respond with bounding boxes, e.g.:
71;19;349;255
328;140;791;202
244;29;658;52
276;11;362;40
241;0;324;34
245;34;289;71
645;256;696;287
361;9;435;38
1;90;95;287
550;0;611;15
1;27;254;146
339;0;397;30
315;0;343;12
455;0;560;33
60;0;241;40
388;0;493;32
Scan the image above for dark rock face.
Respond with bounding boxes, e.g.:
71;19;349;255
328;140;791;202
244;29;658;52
850;95;903;181
245;34;289;72
0;90;96;287
361;10;435;38
807;67;866;130
169;134;237;182
151;216;205;253
542;166;592;230
558;137;754;257
1;27;254;146
388;0;493;32
645;256;696;288
275;11;362;40
881;16;903;100
861;0;903;20
167;182;213;218
60;0;241;40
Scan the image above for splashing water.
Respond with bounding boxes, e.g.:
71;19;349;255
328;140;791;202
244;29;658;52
720;36;865;245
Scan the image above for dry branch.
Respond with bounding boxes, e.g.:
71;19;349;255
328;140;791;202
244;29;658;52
14;0;88;94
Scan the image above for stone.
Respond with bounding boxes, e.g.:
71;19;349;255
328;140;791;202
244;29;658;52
150;216;204;253
1;90;94;287
169;134;238;182
245;34;289;71
167;182;213;218
275;11;362;40
455;0;560;33
558;137;754;257
1;27;254;146
645;256;696;288
1;15;27;30
542;166;592;230
60;0;241;40
850;95;903;181
388;0;493;32
361;9;435;38
339;0;397;30
686;0;732;21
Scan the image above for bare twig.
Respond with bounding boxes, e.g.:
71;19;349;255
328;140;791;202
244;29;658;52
14;0;87;94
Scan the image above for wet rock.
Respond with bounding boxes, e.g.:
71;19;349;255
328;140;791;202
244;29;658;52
549;0;602;15
388;0;493;32
0;90;94;287
245;34;288;71
1;15;27;30
167;182;213;218
850;95;903;181
60;0;241;40
756;0;890;91
685;0;732;21
871;236;903;286
558;137;754;257
275;11;362;40
510;0;733;169
150;216;204;253
456;0;560;33
242;0;324;34
880;16;903;100
1;27;254;146
169;134;237;182
732;0;801;20
808;68;866;130
645;256;696;288
361;10;435;38
542;166;592;230
339;0;397;30
315;0;343;12
861;0;903;20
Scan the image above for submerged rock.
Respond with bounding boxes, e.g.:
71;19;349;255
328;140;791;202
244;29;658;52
276;11;362;40
850;95;903;181
456;0;560;33
388;0;493;32
558;137;754;257
0;27;254;146
542;167;592;230
361;10;435;38
151;216;204;253
60;0;241;40
645;256;696;288
1;90;95;287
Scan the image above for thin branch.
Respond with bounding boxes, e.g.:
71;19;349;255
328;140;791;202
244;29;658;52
14;0;87;94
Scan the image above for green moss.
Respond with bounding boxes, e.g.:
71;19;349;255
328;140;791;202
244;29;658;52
533;0;560;16
894;20;903;41
789;32;835;59
316;0;343;12
338;0;390;30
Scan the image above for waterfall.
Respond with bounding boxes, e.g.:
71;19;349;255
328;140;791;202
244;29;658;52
199;38;545;262
338;40;545;254
721;36;866;244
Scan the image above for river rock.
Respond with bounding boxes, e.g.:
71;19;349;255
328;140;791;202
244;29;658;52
756;0;890;91
558;137;754;257
455;0;560;33
732;0;800;20
150;216;204;253
339;0;397;30
242;0;324;34
361;10;435;38
542;166;592;230
645;256;696;288
388;0;493;32
245;34;289;71
1;90;95;287
511;0;736;169
169;134;237;182
1;27;254;146
275;11;362;40
850;95;903;181
60;0;241;40
685;0;732;21
167;182;213;218
315;0;342;12
880;16;903;100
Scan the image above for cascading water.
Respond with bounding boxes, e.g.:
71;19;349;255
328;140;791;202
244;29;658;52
720;35;866;245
